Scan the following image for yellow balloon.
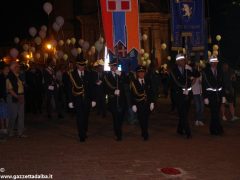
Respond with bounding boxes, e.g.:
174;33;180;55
71;38;76;45
216;35;221;41
167;56;171;61
140;49;145;55
208;51;212;57
161;43;167;50
142;34;148;41
143;53;149;59
44;53;48;59
213;50;218;56
63;54;68;61
77;48;82;54
58;40;64;46
66;39;71;45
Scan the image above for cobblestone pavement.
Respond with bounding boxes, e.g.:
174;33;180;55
1;98;240;180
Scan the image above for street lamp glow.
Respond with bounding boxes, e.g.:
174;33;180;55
46;43;53;50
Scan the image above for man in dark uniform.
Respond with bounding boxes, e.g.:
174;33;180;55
92;59;106;118
103;59;126;141
170;54;195;139
202;56;226;135
68;55;96;142
43;59;63;119
130;65;155;141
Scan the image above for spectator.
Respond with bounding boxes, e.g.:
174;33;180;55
7;61;27;138
0;61;9;140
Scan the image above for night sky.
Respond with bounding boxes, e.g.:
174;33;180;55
0;0;239;65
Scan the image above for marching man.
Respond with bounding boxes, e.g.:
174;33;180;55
130;65;154;141
68;54;96;142
170;54;195;139
202;56;226;135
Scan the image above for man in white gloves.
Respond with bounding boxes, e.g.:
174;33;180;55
202;56;225;135
103;59;126;141
67;54;96;142
169;54;195;139
130;65;154;141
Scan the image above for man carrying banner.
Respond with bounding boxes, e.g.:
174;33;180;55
103;59;126;141
170;54;195;139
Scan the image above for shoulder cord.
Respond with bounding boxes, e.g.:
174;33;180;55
68;71;84;96
104;75;116;90
170;71;188;89
130;81;146;101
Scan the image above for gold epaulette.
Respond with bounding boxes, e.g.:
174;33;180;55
68;71;84;96
130;81;147;102
104;75;116;90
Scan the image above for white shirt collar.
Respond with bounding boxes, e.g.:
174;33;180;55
138;78;145;84
77;70;84;77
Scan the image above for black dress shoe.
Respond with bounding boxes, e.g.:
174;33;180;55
79;138;85;142
186;133;192;139
177;130;185;135
47;114;52;119
116;137;122;141
58;114;64;119
143;136;149;141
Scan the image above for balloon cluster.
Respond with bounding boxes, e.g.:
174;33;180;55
139;49;151;67
7;1;105;65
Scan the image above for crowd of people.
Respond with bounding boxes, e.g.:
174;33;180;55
0;53;239;142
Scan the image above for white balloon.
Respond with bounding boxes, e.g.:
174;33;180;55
63;54;68;61
52;22;60;32
95;41;104;52
56;16;64;27
78;39;84;46
30;47;36;53
71;48;78;57
91;46;96;54
58;40;64;46
23;44;29;51
82;41;90;50
29;27;37;37
41;25;47;32
142;34;148;41
14;37;20;44
52;39;57;47
34;37;42;45
39;30;46;39
99;37;104;43
35;53;41;59
43;2;53;15
10;48;19;58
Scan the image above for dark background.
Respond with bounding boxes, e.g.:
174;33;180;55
0;0;239;66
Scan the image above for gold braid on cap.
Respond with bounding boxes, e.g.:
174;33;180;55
68;71;84;96
130;81;147;102
104;75;116;90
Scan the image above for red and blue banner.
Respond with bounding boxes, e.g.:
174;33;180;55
100;0;140;55
170;0;205;51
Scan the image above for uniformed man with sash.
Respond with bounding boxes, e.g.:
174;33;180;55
103;59;126;141
202;56;226;135
68;55;96;142
130;65;155;141
170;54;195;139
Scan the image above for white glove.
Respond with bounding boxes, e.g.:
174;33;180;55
132;105;137;113
114;89;120;96
150;103;154;111
91;101;96;107
204;98;209;105
185;64;192;71
222;97;227;104
68;102;74;109
96;80;102;85
115;70;121;76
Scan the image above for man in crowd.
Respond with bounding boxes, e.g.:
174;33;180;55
7;61;26;138
103;59;127;141
169;54;194;139
202;56;226;135
68;54;96;142
130;65;155;141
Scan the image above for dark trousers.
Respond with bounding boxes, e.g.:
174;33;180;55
209;94;224;135
108;100;124;139
96;93;106;117
136;102;150;138
46;89;62;116
74;97;90;140
175;94;191;136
